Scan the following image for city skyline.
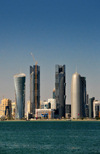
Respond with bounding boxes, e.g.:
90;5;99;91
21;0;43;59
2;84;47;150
0;0;100;104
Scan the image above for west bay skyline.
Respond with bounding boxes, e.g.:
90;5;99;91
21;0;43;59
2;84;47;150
0;0;100;103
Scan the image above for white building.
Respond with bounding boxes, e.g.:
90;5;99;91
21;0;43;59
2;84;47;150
93;100;100;118
48;98;56;110
40;99;56;110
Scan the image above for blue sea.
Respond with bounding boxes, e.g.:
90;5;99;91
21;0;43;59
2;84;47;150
0;121;100;154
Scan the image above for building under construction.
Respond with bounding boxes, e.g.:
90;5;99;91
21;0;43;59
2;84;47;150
30;65;40;117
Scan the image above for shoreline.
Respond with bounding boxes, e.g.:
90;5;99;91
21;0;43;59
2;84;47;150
0;118;100;122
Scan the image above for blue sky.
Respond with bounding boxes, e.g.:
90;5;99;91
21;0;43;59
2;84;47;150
0;0;100;103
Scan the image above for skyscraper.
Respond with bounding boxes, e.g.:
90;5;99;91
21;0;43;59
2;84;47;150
71;72;86;119
14;73;26;119
55;65;66;118
30;65;40;117
80;77;86;118
89;97;95;118
71;72;81;119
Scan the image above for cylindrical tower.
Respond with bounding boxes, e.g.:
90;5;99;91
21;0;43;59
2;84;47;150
71;72;81;119
14;73;26;119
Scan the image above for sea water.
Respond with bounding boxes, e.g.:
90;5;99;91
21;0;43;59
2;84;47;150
0;121;100;154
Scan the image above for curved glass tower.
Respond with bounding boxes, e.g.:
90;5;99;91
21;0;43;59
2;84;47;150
14;73;26;119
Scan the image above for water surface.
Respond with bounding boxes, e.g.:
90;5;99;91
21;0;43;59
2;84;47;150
0;121;100;154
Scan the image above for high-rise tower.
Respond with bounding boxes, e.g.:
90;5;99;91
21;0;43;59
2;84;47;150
14;73;26;119
71;72;81;119
80;77;86;117
71;72;86;119
55;65;66;118
30;65;40;117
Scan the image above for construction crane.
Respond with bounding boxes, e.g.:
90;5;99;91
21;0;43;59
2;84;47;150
30;52;38;65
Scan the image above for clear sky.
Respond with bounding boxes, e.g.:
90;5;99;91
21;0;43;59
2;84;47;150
0;0;100;104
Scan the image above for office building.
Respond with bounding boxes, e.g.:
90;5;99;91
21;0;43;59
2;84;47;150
86;94;89;105
89;97;95;118
0;98;12;119
40;99;56;110
55;65;66;118
65;104;71;119
40;101;49;109
80;77;86;118
53;88;56;99
43;101;48;109
48;98;56;110
14;73;26;119
93;100;100;118
12;101;16;119
85;104;89;117
30;65;40;117
71;72;86;119
71;72;81;119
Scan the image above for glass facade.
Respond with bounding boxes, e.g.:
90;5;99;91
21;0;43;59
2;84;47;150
55;65;66;118
30;65;40;117
14;74;26;119
89;97;95;118
80;77;86;118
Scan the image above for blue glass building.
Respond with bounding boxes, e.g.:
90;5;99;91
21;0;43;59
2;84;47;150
55;65;66;118
80;77;86;118
30;65;40;117
89;97;95;118
14;73;26;119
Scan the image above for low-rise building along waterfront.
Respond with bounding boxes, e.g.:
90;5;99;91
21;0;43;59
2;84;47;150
0;98;12;119
35;109;54;119
12;101;16;119
93;100;100;118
